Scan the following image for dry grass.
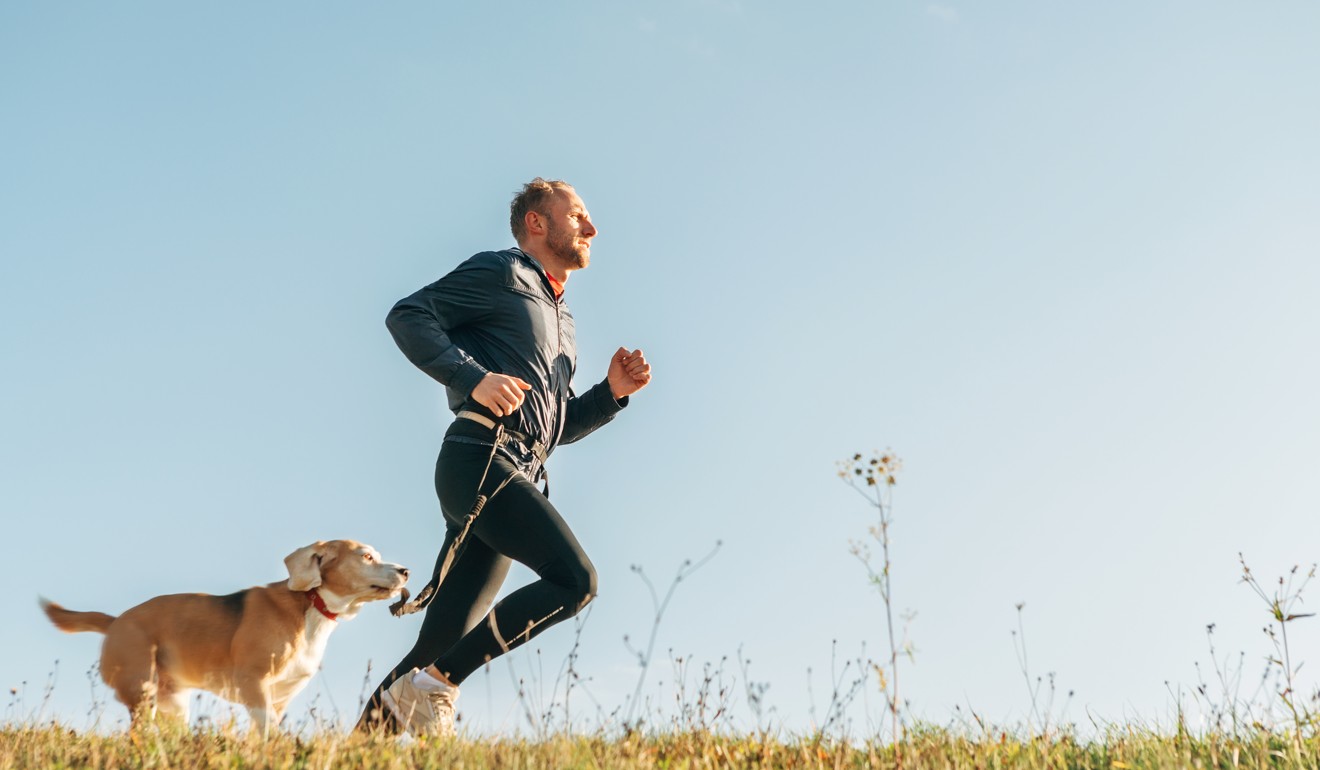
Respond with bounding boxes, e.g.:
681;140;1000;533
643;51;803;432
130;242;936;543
6;722;1320;770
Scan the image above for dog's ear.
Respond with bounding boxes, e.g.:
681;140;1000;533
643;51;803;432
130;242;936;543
284;542;327;591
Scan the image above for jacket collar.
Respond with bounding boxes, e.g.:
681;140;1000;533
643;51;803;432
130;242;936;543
509;248;564;302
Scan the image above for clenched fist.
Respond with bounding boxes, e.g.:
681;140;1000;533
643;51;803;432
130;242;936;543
607;347;652;400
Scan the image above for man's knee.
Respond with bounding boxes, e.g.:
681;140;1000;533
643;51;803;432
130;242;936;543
548;557;597;615
574;560;598;614
542;554;597;614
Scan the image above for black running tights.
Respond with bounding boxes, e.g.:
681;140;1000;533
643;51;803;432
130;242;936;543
357;439;597;730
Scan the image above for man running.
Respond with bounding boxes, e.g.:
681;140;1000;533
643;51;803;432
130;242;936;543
357;178;651;737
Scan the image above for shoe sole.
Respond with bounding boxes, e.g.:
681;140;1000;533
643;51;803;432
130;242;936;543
380;687;408;726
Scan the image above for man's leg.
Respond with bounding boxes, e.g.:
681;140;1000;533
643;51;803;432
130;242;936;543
357;442;597;730
355;522;511;731
427;458;598;686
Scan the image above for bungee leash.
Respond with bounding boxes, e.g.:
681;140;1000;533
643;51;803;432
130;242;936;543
389;416;542;617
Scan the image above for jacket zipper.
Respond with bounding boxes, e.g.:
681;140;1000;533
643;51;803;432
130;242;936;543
548;281;564;447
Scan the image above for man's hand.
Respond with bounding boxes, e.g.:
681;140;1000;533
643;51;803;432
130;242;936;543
471;373;533;417
607;347;652;400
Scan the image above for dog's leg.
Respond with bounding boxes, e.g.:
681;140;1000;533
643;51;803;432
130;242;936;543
99;624;159;724
237;680;276;737
246;705;275;736
156;688;191;725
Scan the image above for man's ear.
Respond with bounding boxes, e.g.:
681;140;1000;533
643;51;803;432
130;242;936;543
284;542;327;591
525;209;546;238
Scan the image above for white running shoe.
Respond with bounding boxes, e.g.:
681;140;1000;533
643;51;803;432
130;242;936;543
380;668;459;737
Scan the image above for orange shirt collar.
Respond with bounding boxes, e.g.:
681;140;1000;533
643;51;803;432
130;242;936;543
545;272;565;299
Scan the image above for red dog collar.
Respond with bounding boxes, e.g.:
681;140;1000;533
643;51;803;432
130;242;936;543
306;590;338;621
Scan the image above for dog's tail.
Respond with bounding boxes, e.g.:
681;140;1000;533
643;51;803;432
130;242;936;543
40;598;115;634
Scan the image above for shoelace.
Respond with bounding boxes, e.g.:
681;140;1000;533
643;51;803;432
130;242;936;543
427;687;458;710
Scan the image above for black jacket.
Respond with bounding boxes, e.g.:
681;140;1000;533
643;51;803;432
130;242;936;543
386;248;625;469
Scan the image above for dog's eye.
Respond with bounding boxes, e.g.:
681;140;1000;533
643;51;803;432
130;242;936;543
362;553;375;563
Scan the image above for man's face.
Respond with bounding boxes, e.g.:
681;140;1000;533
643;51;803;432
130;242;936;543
543;189;597;270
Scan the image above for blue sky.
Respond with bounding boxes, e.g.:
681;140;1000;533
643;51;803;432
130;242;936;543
3;1;1319;735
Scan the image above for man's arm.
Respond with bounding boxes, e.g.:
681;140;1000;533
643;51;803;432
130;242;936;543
385;256;498;399
560;380;627;445
559;347;651;445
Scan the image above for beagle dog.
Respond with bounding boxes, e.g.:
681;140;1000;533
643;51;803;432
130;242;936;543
42;539;408;731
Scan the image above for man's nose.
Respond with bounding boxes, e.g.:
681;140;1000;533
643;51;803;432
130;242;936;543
582;219;597;237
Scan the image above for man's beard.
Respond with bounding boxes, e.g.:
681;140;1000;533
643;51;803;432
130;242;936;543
546;222;590;270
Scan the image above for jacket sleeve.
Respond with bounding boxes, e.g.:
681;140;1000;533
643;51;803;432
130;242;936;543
559;379;627;445
385;256;499;398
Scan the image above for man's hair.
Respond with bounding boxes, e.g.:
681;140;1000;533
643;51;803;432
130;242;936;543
510;178;574;242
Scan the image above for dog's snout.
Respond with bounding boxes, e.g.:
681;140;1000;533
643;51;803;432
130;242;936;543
397;567;409;579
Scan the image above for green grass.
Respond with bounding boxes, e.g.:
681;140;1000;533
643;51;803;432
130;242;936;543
5;723;1320;770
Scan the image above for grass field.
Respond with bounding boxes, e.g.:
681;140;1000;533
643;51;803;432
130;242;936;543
4;721;1320;770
